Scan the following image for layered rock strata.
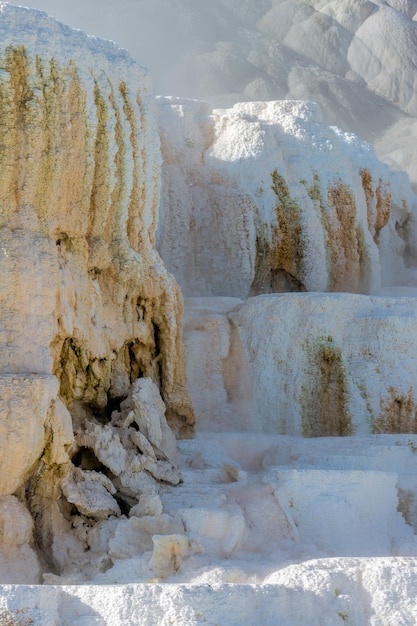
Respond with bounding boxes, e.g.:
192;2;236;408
0;4;193;582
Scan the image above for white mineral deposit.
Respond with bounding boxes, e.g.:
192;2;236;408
1;2;417;625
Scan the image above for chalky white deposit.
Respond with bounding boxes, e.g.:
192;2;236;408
1;3;417;626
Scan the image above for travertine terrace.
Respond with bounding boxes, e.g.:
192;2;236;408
0;2;193;585
2;3;417;626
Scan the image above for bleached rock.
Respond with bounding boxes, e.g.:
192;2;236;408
0;496;41;584
158;97;415;298
107;515;184;561
265;468;414;556
2;558;417;626
0;375;61;494
76;422;128;477
151;534;190;578
72;378;181;510
0;3;193;581
130;493;163;518
183;298;253;432
116;378;178;465
185;294;417;436
16;0;417;186
61;468;120;520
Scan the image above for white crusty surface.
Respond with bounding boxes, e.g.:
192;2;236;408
2;3;417;625
12;0;417;183
157;97;416;298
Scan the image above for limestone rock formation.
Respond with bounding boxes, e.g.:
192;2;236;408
157;97;415;298
22;0;417;186
0;3;193;582
184;294;417;436
4;3;417;625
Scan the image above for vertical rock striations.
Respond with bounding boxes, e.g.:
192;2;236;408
0;4;193;582
157;98;415;298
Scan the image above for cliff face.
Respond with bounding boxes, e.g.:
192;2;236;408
157;97;414;299
0;4;193;582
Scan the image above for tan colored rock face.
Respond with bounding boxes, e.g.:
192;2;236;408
0;10;193;579
0;376;62;495
0;46;192;429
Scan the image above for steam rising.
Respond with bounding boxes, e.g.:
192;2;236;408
7;0;417;188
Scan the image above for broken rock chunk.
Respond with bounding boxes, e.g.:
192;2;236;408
119;378;178;464
62;468;121;520
151;534;190;578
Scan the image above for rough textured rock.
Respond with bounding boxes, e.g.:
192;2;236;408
4;3;417;624
157;97;415;298
184;294;417;436
0;496;41;584
0;3;193;581
2;559;417;626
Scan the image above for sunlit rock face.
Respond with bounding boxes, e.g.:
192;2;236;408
6;0;417;187
4;3;417;621
0;3;193;582
157;97;414;298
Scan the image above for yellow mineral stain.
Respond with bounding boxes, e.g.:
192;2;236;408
106;82;126;243
88;77;111;239
119;81;141;251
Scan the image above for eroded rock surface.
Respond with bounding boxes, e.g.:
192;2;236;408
0;3;193;582
157;97;415;298
184;294;417;436
4;4;417;624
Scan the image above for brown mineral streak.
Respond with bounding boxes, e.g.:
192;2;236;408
250;169;306;294
120;80;141;251
375;178;391;241
302;339;353;438
360;168;391;244
373;387;417;434
271;169;304;281
88;78;111;238
360;168;374;236
326;180;365;292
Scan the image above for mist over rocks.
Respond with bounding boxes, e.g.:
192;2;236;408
157;96;415;298
2;2;417;625
8;0;417;185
